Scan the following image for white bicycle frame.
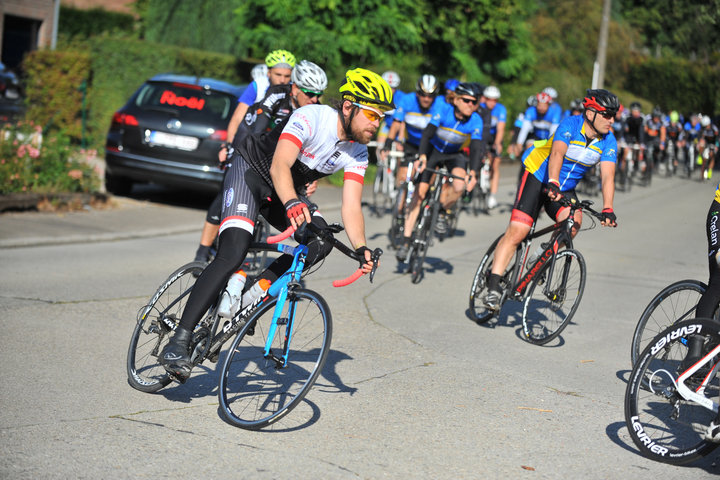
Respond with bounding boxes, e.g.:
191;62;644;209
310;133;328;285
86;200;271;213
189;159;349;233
675;344;720;413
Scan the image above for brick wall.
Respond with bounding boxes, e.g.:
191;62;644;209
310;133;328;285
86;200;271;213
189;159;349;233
0;0;57;63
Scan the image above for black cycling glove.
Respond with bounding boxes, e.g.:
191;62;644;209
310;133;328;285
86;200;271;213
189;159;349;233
601;208;617;226
546;179;561;198
355;246;372;268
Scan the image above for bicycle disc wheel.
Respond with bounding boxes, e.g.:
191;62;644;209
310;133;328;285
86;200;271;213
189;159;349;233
219;288;332;430
127;261;205;392
625;319;720;464
631;279;707;366
468;236;518;323
522;249;586;345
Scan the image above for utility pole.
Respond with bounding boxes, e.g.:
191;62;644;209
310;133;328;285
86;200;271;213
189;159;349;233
592;0;612;89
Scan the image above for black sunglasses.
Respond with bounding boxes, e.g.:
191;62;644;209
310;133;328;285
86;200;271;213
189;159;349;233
593;109;614;119
458;97;477;104
300;87;322;99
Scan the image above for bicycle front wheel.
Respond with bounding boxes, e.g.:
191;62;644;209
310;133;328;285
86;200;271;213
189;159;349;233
388;182;409;249
410;201;439;284
625;319;720;464
631;279;706;365
522;249;586;345
218;288;332;430
127;261;205;392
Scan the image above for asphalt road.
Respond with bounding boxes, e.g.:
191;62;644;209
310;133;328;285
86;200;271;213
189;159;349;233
1;172;718;479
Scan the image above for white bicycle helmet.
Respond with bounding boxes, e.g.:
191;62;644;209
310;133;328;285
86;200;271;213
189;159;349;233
483;85;501;99
250;64;268;81
701;115;711;127
382;70;401;89
416;74;439;95
542;86;558;99
291;60;328;93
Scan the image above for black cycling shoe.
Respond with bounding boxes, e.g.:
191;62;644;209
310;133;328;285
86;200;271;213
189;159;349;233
160;328;193;380
396;242;410;263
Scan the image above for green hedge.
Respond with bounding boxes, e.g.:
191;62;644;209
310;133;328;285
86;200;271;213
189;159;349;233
23;49;91;139
59;6;135;39
626;57;719;116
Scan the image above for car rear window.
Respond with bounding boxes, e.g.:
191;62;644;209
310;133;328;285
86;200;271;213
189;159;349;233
135;82;236;122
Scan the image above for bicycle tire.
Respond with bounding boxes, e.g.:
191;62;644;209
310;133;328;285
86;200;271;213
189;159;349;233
127;261;205;393
410;201;439;284
468;236;518;323
630;279;706;365
522;249;586;345
624;319;720;465
218;288;332;430
388;182;409;249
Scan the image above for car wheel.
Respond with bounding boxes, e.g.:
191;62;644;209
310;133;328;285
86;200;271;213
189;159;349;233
105;173;133;196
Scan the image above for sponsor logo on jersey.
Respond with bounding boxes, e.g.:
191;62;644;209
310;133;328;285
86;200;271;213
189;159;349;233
236;203;248;214
224;188;234;208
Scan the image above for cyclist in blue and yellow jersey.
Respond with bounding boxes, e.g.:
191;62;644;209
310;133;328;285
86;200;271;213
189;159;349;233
375;70;406;147
160;68;393;380
381;74;441;186
396;82;484;260
221;49;296;163
515;92;562;152
543;86;563;122
480;85;507;209
483;89;619;310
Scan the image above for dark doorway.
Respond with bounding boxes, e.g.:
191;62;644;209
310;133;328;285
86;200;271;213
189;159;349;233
2;14;41;70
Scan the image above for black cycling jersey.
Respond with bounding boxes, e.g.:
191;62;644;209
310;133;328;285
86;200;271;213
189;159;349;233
232;84;296;150
666;122;685;141
701;125;719;145
236;118;325;193
625;115;645;144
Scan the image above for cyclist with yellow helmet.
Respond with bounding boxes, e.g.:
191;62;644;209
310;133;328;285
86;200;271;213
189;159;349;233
160;68;393;380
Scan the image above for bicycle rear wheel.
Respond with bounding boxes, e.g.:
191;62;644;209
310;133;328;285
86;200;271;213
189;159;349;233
625;319;720;464
630;279;706;365
388;182;409;249
468;236;518;323
127;261;205;392
409;201;439;284
522;249;586;345
218;288;332;430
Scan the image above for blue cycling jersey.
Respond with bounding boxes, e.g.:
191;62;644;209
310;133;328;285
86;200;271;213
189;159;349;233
393;93;441;146
518;105;562;144
381;90;407;134
428;101;483;153
684;121;702;140
548;102;563;120
522;115;617;191
489;103;507;136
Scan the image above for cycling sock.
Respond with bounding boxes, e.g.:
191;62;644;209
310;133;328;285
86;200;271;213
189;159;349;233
487;273;502;292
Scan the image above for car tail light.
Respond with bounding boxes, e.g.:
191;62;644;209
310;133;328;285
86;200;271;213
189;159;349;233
112;112;139;126
209;130;228;141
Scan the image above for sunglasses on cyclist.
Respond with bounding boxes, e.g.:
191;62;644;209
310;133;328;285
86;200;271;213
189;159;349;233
353;103;385;122
593;109;614;119
417;92;434;98
300;87;323;99
458;96;478;105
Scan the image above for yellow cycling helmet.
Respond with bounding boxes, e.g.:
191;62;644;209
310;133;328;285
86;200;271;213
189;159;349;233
265;49;296;69
339;68;395;111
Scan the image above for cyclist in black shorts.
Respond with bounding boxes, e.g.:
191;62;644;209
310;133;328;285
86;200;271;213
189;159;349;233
160;68;393;379
395;82;484;260
193;61;328;263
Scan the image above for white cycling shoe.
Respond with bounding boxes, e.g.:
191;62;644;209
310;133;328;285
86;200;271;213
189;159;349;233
705;420;720;443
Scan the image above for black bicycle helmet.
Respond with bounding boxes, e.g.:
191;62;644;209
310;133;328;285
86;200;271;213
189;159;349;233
583;89;619;116
651;106;663;117
454;82;478;100
630;101;641;111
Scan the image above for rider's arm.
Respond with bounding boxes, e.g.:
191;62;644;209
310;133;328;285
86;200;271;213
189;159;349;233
494;120;506;153
418;124;438;157
383;120;403;150
269;138;311;225
468;139;485;173
546;140;568;184
340;178;373;272
227;102;251;148
516;118;532;146
599;161;616;210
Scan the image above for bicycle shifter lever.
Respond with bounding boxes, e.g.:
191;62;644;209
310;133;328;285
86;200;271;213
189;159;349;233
369;248;383;283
